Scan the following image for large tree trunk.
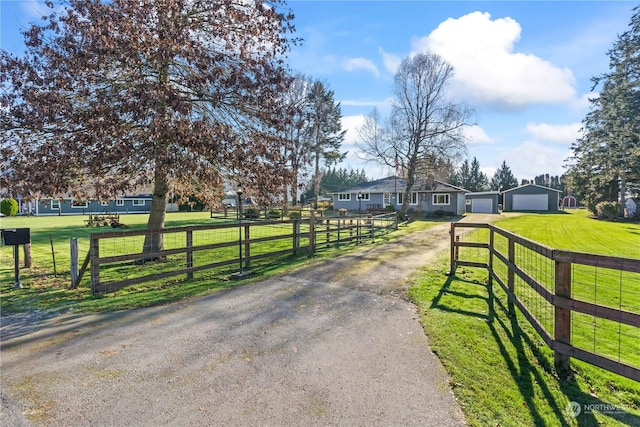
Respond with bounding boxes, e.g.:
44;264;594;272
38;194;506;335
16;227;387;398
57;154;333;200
143;171;169;255
313;149;321;210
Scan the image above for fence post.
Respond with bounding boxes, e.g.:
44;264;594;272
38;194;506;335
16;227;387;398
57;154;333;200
449;223;456;274
244;225;250;269
337;219;342;248
293;220;300;256
308;216;316;257
507;238;515;313
488;228;494;286
325;219;330;246
554;257;572;377
369;216;375;243
90;234;100;295
23;243;32;268
186;229;193;280
70;238;79;287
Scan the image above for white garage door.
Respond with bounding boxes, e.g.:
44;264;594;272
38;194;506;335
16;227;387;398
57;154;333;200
512;194;548;211
471;198;493;213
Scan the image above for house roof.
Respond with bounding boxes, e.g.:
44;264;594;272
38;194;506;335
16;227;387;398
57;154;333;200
502;183;562;194
330;176;468;194
466;191;500;196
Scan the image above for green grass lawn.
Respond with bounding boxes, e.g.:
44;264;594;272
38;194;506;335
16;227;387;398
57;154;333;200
409;209;640;426
496;209;640;258
0;212;441;315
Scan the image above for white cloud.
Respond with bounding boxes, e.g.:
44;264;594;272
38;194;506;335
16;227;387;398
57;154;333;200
412;11;577;108
502;140;570;179
464;125;493;144
340;114;367;150
342;57;380;78
340;96;395;113
525;122;581;145
570;92;596;115
378;48;401;74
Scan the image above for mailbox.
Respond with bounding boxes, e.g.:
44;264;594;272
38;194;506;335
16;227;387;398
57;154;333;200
1;228;31;246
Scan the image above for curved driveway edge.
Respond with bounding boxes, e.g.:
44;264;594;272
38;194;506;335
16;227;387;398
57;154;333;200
0;219;495;426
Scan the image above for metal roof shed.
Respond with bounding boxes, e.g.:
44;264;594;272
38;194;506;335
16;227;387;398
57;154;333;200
502;184;562;212
465;191;500;214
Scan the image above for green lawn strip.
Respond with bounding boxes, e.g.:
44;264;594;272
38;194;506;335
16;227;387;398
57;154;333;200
1;212;444;316
408;261;640;427
409;210;640;426
496;209;640;258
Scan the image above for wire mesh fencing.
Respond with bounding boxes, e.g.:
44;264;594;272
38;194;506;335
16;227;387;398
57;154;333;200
86;214;397;295
451;222;640;382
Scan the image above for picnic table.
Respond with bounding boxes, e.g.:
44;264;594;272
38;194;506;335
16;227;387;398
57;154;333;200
84;214;121;227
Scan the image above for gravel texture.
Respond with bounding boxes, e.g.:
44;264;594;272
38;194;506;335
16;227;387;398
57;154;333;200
1;217;496;426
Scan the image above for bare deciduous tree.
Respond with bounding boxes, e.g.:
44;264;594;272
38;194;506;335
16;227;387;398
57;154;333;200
358;53;472;217
0;0;296;253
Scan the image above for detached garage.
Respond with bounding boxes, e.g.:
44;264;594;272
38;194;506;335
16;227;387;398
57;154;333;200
503;184;561;212
465;191;500;214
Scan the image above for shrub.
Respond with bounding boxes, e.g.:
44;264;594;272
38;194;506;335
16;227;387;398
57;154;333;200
0;198;19;216
289;211;301;219
267;209;281;219
595;201;621;220
243;208;260;219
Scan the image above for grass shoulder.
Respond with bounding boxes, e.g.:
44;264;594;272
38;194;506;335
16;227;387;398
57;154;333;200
408;210;640;426
0;213;444;316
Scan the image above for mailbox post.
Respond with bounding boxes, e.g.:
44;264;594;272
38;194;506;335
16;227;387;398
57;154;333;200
1;228;31;288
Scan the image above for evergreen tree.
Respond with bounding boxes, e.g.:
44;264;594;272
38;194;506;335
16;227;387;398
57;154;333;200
491;160;519;191
302;168;367;201
566;5;640;213
306;81;347;208
452;157;489;192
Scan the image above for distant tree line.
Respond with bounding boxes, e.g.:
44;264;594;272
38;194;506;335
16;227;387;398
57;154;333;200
301;167;368;203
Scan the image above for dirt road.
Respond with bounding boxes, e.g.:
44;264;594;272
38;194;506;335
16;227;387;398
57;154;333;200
1;217;495;426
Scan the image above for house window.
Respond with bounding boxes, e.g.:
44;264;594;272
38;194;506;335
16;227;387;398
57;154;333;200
357;193;370;201
101;201;109;206
338;193;351;201
116;199;125;206
383;192;391;207
133;199;146;206
398;192;418;205
71;200;87;208
432;194;450;205
51;199;60;210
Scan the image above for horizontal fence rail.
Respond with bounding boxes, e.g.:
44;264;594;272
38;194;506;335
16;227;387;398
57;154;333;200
450;222;640;382
87;213;397;295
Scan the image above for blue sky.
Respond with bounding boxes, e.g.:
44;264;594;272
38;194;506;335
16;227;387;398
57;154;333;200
1;1;636;182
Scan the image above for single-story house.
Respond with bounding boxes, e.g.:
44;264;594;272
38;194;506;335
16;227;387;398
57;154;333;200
331;176;468;215
19;194;153;216
502;184;562;212
465;191;500;214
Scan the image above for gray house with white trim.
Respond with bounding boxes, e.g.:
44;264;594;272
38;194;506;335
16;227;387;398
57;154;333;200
331;176;468;215
20;194;153;216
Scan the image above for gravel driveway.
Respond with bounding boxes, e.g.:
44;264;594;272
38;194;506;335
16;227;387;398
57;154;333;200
1;217;494;426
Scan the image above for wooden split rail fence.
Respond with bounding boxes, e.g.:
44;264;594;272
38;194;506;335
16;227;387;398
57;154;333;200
450;222;640;382
80;214;397;295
